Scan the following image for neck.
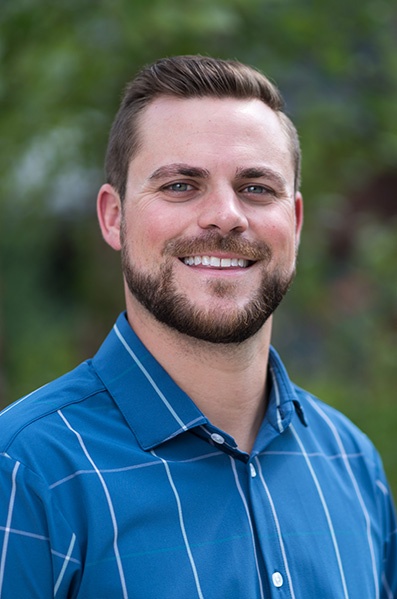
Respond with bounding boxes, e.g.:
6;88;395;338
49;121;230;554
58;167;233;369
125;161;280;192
126;298;273;454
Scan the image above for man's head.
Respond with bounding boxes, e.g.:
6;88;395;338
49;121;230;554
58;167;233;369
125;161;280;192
98;56;303;344
105;55;301;201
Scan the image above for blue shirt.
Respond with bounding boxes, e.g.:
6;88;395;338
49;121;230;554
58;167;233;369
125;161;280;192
0;312;396;598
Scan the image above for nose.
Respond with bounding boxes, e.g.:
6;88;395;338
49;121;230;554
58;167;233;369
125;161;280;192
197;188;249;234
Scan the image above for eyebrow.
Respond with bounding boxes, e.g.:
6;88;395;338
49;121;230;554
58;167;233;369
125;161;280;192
149;163;210;181
148;163;289;191
235;167;288;190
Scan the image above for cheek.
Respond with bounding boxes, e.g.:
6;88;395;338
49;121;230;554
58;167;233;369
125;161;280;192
260;218;297;261
261;215;295;240
134;205;193;249
124;214;172;268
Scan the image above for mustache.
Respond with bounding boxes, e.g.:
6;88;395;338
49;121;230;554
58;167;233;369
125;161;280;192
163;232;272;262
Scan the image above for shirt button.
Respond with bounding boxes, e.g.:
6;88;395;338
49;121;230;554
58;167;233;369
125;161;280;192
272;572;283;588
210;433;225;444
249;463;257;478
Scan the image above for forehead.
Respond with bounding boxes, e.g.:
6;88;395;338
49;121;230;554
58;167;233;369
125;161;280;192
132;96;294;181
139;95;287;139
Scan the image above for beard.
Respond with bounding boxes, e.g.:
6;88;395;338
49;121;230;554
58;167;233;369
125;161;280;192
121;231;295;344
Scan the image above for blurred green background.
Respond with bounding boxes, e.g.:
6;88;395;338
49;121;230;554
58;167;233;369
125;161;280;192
1;0;396;497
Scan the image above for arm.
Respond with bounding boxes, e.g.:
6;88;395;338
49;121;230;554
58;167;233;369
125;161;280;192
0;454;81;598
376;456;397;598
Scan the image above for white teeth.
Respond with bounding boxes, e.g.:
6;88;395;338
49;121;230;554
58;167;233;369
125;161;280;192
210;257;221;267
183;256;250;268
220;258;231;267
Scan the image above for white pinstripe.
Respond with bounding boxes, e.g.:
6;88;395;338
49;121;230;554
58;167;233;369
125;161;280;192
230;457;265;599
49;450;222;490
290;424;350;598
53;533;76;596
382;571;393;599
51;549;80;565
151;450;204;599
161;417;204;444
49;461;160;489
258;450;365;460
0;527;48;541
0;384;50;419
307;397;380;599
114;324;188;431
376;479;389;496
269;366;284;433
0;461;20;594
254;456;296;599
58;411;128;599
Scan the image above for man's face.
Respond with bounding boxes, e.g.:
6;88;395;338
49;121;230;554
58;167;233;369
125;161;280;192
120;96;303;343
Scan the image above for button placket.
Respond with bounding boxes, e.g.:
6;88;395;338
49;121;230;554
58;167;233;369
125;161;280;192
249;457;289;596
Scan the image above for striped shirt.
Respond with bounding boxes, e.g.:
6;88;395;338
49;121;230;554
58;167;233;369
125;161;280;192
0;312;396;598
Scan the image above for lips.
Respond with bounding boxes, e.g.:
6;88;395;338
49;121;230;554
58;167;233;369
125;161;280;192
165;232;271;267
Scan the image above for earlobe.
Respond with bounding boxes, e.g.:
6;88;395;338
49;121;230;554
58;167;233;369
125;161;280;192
97;184;122;251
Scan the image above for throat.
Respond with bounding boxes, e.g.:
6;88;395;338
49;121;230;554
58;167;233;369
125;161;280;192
169;340;271;453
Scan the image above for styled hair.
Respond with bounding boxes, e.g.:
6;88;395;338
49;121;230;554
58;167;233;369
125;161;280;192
105;55;301;199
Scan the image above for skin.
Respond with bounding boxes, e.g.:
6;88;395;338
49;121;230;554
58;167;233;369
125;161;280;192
97;96;303;453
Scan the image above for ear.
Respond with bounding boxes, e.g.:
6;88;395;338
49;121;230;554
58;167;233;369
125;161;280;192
97;184;122;251
294;191;304;248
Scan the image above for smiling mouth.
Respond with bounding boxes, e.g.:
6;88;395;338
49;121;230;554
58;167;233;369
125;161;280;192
181;256;254;268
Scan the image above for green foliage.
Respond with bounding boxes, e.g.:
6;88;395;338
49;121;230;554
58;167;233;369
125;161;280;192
1;0;396;495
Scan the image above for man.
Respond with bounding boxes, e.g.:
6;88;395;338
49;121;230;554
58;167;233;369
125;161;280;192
0;56;395;598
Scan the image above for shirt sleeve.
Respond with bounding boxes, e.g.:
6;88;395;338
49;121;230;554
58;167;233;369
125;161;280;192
0;454;82;598
375;453;397;598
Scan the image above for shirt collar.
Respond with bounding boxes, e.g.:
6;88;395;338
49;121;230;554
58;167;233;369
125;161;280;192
92;312;207;450
265;345;308;432
92;312;307;452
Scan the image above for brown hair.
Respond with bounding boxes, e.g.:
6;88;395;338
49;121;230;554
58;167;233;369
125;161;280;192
105;55;301;200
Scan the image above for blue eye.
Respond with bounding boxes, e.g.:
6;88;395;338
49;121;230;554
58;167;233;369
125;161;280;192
166;182;192;192
245;185;267;194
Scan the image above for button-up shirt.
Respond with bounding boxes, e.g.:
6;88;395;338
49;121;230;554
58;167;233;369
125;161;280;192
0;312;396;598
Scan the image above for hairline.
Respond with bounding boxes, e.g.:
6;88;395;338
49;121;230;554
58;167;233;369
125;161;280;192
105;57;301;200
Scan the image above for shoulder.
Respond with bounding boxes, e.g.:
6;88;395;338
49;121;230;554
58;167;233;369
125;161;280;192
0;360;106;454
291;386;397;516
292;384;384;475
296;384;368;436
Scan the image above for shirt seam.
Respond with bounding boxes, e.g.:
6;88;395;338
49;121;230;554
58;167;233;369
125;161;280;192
0;453;83;567
1;388;106;454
